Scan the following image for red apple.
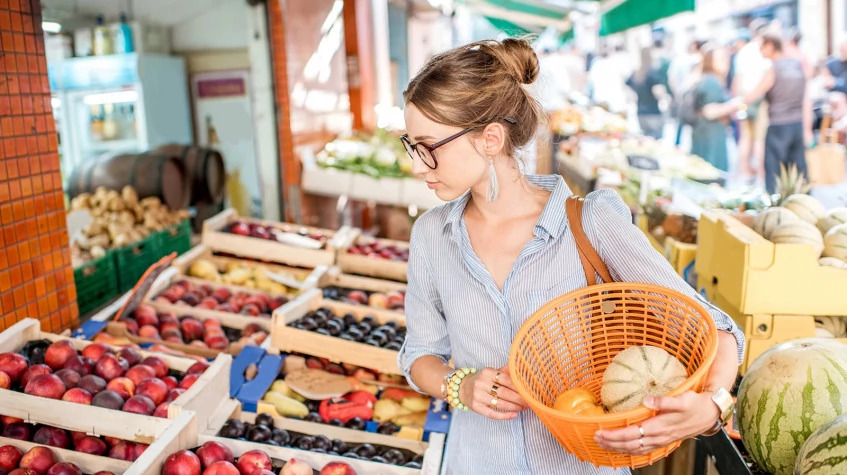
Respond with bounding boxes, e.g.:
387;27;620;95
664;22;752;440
123;395;155;415
75;437;107;456
108;441;137;461
318;462;358;475
203;461;240;475
140;357;169;379
54;369;80;389
1;422;32;440
186;362;209;375
162;375;179;390
46;463;82;475
196;441;234;468
106;377;135;399
0;353;29;383
153;402;170;418
24;374;66;399
162;450;202;475
61;387;93;405
281;459;313;475
62;356;94;377
91;390;125;410
19;446;55;475
166;388;185;402
32;427;70;449
0;370;10;389
180;318;205;341
0;445;22;471
179;373;200;390
78;375;107;395
136;378;168;405
236;451;271;475
44;341;78;370
125;365;156;386
94;354;128;380
21;364;52;388
118;348;143;367
81;343;111;362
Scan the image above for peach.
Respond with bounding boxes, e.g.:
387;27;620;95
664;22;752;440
0;370;10;389
162;450;201;475
62;356;94;377
125;365;156;386
106;377;135;399
19;446;56;475
46;463;82;475
81;343;111;362
10;469;39;475
236;451;271;475
134;305;159;327
118;347;142;367
21;364;52;389
0;445;23;471
136;378;168;405
78;375;107;395
162;375;179;390
318;462;357;475
121;318;139;335
91;390;125;410
138;325;161;339
202;461;239;475
166;388;185;402
179;373;200;390
61;388;93;405
108;441;136;461
186;362;209;375
33;427;70;449
180;318;205;341
0;353;30;383
141;357;169;379
153;402;170;418
75;436;107;456
54;369;81;389
24;374;66;399
196;441;234;467
94;354;128;380
2;422;32;440
281;459;313;475
122;395;155;415
44;341;78;370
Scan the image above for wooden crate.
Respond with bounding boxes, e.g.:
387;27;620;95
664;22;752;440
270;289;403;375
317;268;407;324
0;410;197;475
171;244;327;293
201;208;342;268
0;319;233;435
696;211;847;316
206;409;445;475
336;234;409;283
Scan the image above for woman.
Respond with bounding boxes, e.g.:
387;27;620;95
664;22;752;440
690;45;740;172
626;47;665;139
399;38;745;474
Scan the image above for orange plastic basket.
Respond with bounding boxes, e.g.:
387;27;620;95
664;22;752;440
508;282;718;469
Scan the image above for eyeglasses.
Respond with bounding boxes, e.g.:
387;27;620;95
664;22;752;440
399;117;517;170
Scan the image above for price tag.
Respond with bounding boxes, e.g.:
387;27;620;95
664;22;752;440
626;154;660;171
285;369;353;401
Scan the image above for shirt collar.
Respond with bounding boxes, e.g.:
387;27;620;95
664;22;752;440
442;174;572;241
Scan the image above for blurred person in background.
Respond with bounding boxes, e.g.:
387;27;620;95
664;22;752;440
733;19;771;182
784;27;812;78
536;47;571;111
626;47;666;139
668;39;705;145
690;45;738;172
727;31;750;143
743;33;810;193
588;48;629;114
825;39;847;94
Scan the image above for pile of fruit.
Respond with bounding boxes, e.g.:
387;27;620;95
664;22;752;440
0;339;208;418
227;221;331;250
345;240;408;262
216;415;424;469
162;441;360;475
0;416;146;463
288;309;405;351
152;280;289;318
119;304;268;349
0;443;118;475
70;186;190;266
321;287;405;312
188;259;303;295
315;129;412;179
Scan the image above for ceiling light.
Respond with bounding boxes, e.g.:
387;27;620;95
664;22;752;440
42;22;62;33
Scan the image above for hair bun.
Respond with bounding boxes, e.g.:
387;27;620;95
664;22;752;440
493;38;540;85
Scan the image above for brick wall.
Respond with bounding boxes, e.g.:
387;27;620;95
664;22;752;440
0;0;78;332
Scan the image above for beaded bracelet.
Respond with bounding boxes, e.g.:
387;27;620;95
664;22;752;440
445;367;477;411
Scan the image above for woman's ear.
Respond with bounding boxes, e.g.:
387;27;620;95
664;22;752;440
479;122;507;157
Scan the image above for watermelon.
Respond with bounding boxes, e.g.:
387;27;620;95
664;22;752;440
823;224;847;261
738;338;847;475
754;207;800;239
795;414;847;474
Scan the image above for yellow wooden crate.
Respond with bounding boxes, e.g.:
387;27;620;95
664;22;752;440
636;215;664;254
665;236;697;277
695;211;847;316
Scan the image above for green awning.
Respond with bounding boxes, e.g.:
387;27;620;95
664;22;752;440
599;0;694;36
558;28;574;46
485;16;538;37
462;0;572;30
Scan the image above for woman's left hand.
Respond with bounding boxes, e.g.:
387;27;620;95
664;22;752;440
593;391;720;455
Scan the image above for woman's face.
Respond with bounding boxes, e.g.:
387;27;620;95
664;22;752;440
712;47;730;76
403;104;489;202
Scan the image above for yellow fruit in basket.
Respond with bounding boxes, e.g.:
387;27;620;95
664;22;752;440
263;391;309;418
601;346;688;413
823;224;847;261
753;207;799;239
189;259;219;281
817;208;847;234
770;220;824;257
783;194;826;224
552;388;598;413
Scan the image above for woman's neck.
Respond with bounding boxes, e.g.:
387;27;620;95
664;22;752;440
465;159;547;223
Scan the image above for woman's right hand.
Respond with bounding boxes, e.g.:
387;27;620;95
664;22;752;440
458;366;528;420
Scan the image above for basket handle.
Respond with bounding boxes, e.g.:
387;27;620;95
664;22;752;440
566;196;613;286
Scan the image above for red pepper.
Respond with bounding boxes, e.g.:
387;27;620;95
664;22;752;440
318;397;374;424
346;391;377;407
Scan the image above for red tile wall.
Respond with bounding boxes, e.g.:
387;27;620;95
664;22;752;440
0;0;78;332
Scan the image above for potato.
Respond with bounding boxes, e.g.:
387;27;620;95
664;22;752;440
140;197;161;208
108;195;126;212
89;234;110;249
131;204;144;222
90;246;106;259
75;232;91;251
84;220;105;237
112;233;132;248
122;186;139;207
70;194;91;210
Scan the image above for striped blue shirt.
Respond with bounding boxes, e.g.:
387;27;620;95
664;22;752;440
399;174;745;474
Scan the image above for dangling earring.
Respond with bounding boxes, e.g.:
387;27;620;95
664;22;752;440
486;156;499;202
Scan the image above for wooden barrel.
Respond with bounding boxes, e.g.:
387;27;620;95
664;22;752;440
152;144;225;204
67;154;189;210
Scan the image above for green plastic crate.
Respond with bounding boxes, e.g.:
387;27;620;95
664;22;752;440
157;220;192;257
73;251;118;316
115;233;160;293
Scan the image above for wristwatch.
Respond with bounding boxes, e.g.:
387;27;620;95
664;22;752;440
702;387;735;436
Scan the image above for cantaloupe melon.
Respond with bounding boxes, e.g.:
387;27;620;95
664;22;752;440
753;207;799;239
819;257;847;269
816;207;847;234
823;223;847;261
737;338;847;475
600;345;687;413
783;194;826;224
795;414;847;475
770;220;824;257
814;316;847;338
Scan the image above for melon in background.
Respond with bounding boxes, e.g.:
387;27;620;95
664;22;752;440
753;207;799;239
600;345;687;413
795;414;847;474
823;224;847;261
814;316;847;338
817;207;847;234
770;220;824;257
737;338;847;475
782;194;826;224
819;257;847;269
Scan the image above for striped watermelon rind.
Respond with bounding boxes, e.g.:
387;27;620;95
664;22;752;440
738;338;847;475
794;414;847;474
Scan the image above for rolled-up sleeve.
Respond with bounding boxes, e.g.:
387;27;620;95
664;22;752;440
398;221;451;393
583;189;747;365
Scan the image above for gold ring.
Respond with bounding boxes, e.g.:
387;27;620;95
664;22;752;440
490;396;498;408
639;426;645;437
490;383;499;397
639;438;644;449
494;371;501;383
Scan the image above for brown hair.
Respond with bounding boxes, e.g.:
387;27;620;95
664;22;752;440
701;45;720;76
762;33;783;52
403;38;544;157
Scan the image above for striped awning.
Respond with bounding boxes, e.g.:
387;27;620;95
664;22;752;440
599;0;694;36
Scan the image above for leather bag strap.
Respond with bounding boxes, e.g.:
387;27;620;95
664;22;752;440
566;196;614;286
